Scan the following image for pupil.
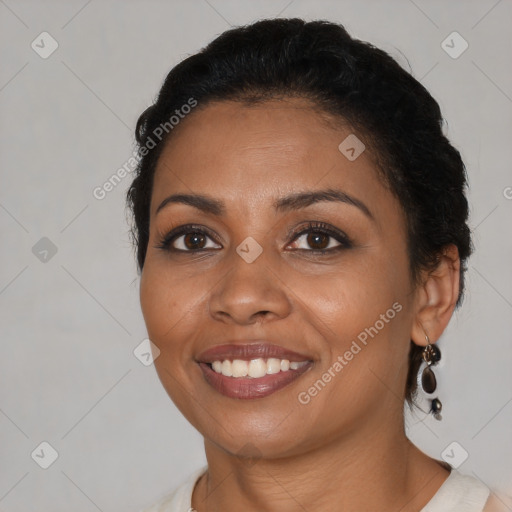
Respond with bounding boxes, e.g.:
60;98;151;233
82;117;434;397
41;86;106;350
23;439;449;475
184;233;205;249
308;232;328;249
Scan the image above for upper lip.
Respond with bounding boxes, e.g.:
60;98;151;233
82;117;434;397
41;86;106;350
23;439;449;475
196;342;312;363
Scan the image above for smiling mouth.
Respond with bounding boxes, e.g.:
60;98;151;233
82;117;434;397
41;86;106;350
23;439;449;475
210;358;309;378
197;343;313;399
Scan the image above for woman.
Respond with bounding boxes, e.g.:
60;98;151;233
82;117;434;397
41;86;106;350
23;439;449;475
128;18;504;512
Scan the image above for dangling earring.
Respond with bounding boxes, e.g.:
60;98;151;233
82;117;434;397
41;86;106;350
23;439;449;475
421;334;442;420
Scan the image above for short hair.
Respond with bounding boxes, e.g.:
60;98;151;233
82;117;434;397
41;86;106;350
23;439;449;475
127;18;472;406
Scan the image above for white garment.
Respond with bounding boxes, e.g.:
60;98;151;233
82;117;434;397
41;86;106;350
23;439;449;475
139;466;491;512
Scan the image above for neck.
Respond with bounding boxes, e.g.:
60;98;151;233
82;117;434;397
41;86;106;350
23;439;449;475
192;414;449;512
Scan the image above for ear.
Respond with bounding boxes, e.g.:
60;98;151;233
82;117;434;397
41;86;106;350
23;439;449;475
411;244;461;346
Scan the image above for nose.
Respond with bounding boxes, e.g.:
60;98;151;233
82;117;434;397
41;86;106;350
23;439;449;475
208;250;292;325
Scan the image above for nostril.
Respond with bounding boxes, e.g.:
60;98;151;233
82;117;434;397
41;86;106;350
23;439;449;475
254;311;272;321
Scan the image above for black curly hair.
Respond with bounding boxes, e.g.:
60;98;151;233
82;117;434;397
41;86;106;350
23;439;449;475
126;18;472;407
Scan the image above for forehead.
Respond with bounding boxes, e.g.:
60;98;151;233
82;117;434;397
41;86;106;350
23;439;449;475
150;99;392;219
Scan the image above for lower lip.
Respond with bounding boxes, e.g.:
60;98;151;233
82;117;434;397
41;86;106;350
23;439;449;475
198;362;313;399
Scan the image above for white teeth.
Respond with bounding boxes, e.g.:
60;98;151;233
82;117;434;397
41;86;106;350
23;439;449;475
267;358;281;374
209;357;309;378
232;359;248;377
221;360;232;377
248;359;267;378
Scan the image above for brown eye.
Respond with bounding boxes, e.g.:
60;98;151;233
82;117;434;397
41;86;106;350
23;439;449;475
287;221;352;253
183;233;207;250
157;225;222;252
307;232;330;250
291;231;342;251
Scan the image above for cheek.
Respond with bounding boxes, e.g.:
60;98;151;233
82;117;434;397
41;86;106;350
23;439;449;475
301;251;406;338
139;260;201;348
294;251;411;395
139;261;207;413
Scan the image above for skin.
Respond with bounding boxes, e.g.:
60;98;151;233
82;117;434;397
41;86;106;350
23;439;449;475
140;98;461;511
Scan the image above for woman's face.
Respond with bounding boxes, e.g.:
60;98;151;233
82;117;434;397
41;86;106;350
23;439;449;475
140;98;418;458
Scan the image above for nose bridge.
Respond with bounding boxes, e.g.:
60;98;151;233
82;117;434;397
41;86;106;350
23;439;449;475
208;240;291;324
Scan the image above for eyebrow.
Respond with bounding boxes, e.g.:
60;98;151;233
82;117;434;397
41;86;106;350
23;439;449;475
155;188;374;220
156;193;224;216
274;189;373;219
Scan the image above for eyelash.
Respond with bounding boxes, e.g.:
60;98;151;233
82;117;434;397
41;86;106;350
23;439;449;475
286;221;352;254
155;221;353;255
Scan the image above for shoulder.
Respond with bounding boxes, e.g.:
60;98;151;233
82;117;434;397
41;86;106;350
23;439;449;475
139;466;206;512
422;470;490;512
483;494;511;512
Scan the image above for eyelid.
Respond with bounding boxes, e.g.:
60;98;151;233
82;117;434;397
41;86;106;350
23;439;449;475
156;221;352;253
286;221;352;249
155;224;222;251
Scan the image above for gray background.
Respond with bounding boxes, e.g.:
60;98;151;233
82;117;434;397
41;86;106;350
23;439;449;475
1;0;511;510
